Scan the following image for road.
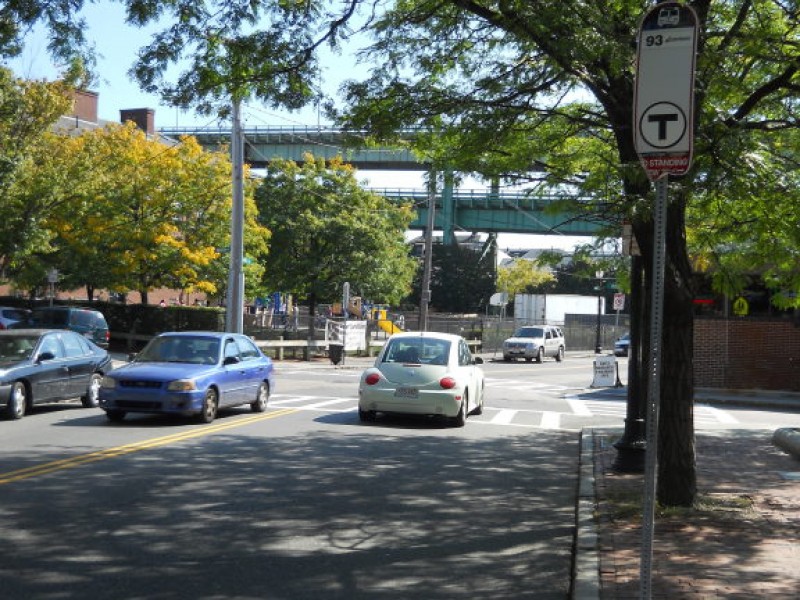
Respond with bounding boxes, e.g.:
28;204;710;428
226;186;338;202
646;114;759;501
1;355;798;599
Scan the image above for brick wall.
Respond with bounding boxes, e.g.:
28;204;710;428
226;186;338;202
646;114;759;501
694;318;800;391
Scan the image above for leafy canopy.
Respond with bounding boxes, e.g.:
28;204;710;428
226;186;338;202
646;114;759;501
255;154;416;310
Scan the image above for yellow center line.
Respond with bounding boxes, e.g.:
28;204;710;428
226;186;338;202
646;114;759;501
0;407;298;485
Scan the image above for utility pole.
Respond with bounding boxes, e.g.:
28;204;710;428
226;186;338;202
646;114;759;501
225;96;245;333
419;171;436;332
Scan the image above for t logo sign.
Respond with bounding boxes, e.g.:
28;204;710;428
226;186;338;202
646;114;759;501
634;2;698;181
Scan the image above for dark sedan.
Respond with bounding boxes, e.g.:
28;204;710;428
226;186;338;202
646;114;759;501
99;332;275;423
0;329;112;420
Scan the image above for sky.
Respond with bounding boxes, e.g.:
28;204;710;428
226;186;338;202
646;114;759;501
6;1;594;252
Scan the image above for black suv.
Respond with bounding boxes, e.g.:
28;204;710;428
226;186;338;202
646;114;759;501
25;307;110;349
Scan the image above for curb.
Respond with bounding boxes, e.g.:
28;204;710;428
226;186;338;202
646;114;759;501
695;388;800;411
572;429;600;599
773;427;800;460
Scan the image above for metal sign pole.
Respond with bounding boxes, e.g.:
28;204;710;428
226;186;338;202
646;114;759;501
640;174;669;599
633;5;697;594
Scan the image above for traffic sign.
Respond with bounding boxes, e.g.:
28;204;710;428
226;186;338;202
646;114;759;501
634;2;699;181
613;293;625;311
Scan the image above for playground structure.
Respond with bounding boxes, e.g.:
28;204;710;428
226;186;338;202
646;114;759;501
329;296;405;335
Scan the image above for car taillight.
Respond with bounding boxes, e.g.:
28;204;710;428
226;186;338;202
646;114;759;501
439;377;457;389
365;372;381;385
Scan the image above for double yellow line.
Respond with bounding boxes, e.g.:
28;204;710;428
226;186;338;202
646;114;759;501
0;407;298;485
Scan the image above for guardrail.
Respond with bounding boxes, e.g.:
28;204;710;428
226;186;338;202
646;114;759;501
255;338;482;361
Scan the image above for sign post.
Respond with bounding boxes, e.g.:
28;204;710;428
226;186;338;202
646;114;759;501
633;3;698;598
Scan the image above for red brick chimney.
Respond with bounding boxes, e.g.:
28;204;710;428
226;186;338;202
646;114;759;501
71;90;99;123
120;108;155;136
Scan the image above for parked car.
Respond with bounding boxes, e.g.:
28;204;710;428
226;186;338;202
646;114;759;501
0;329;112;420
358;331;485;427
0;306;31;329
502;325;565;363
99;331;275;423
614;333;630;357
19;306;110;349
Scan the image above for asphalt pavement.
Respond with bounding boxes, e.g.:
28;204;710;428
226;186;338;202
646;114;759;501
109;348;800;598
268;350;800;599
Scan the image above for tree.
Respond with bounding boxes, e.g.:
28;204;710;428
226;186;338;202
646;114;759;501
497;259;557;302
409;239;496;313
0;68;71;279
254;154;416;329
11;121;269;303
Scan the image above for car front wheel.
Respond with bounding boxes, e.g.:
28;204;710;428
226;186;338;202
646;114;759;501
106;410;126;422
535;348;544;363
251;381;269;413
5;382;27;420
82;373;103;408
198;388;218;423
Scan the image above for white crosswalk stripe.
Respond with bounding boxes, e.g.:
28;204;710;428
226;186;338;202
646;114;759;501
268;393;739;426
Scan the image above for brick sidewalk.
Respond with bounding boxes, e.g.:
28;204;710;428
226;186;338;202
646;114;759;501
594;430;800;598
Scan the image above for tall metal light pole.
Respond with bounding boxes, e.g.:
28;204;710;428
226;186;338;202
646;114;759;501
419;171;436;332
595;270;604;353
225;96;245;333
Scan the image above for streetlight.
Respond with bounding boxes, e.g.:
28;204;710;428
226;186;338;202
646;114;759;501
595;270;604;353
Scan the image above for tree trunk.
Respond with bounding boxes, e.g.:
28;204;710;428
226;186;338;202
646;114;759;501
656;199;696;506
635;193;697;507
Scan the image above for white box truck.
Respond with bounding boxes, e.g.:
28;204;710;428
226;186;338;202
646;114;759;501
514;293;602;324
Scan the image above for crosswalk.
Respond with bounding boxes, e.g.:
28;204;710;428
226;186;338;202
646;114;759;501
268;392;740;430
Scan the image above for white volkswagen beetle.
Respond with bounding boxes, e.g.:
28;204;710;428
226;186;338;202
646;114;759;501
358;332;485;427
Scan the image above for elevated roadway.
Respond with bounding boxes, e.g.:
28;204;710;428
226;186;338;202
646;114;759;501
159;126;611;238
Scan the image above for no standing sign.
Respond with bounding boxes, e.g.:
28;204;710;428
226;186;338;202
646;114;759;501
634;2;699;181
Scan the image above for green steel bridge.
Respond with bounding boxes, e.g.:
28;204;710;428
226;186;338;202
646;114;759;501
159;126;610;239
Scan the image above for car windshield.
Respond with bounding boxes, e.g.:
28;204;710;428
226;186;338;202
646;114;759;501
383;338;451;365
136;336;220;365
515;327;544;338
0;335;37;361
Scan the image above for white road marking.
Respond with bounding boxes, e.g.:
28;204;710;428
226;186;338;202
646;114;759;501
491;409;518;425
565;395;594;416
540;411;561;429
266;393;740;427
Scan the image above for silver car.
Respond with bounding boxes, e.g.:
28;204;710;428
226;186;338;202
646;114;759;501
502;325;565;363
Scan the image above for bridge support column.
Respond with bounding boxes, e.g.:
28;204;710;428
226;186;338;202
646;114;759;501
442;169;455;244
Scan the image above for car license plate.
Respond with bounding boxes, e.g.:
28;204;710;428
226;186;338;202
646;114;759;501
394;386;419;399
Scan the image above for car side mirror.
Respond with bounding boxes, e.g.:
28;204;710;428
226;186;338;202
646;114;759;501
37;351;55;363
223;356;240;366
473;357;484;365
127;352;138;362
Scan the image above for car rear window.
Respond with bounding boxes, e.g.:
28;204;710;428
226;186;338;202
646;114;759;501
383;339;450;365
70;310;95;328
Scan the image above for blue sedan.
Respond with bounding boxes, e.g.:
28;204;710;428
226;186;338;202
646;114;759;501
99;332;274;423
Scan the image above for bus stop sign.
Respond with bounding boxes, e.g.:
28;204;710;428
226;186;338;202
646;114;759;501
634;2;699;181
